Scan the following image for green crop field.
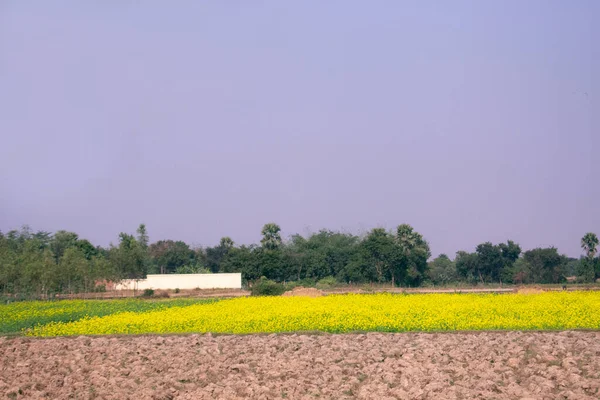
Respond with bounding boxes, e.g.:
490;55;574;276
3;291;600;337
0;298;217;335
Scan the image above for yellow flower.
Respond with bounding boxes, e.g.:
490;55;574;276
19;291;600;337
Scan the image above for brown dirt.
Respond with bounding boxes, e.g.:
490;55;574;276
282;287;323;297
2;332;600;399
45;289;251;301
517;287;545;294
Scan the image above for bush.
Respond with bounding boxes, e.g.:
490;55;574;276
174;288;180;294
174;265;212;274
93;284;106;293
282;281;299;291
251;277;286;296
298;278;317;287
142;289;155;297
316;276;338;289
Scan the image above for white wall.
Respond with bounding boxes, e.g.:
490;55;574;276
115;273;242;290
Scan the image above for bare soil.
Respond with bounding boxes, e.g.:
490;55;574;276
282;287;323;297
2;331;600;399
16;283;599;302
43;288;252;301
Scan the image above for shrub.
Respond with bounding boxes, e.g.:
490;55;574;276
93;284;106;293
282;281;298;291
174;265;213;274
174;288;180;294
298;278;317;287
142;289;155;297
316;276;338;289
251;277;286;296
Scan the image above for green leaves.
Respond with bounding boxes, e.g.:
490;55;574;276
581;232;599;259
578;232;599;282
261;223;282;250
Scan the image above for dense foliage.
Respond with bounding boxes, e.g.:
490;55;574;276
1;224;598;297
21;292;600;336
250;277;286;297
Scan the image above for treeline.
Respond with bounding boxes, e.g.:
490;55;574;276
0;226;150;297
1;223;599;297
430;243;592;285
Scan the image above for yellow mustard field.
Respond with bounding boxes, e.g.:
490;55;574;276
0;298;215;334
23;292;600;337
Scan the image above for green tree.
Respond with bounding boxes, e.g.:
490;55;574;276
475;242;504;283
256;247;286;281
219;236;234;250
357;228;399;284
136;224;149;249
0;233;17;294
455;251;480;283
564;258;580;277
50;230;79;263
19;240;48;295
58;247;89;293
581;233;599;259
285;234;309;280
221;245;261;281
509;258;532;284
136;224;151;275
427;254;457;284
255;224;285;281
89;254;115;287
522;247;567;283
32;231;52;250
5;227;32;251
174;264;211;274
284;230;359;281
579;233;599;282
340;259;371;283
396;224;430;286
577;257;596;283
499;240;521;270
109;233;147;280
75;239;98;260
149;240;194;274
261;223;282;250
205;237;235;273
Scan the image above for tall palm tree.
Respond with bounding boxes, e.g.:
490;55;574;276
581;232;599;258
219;236;234;250
396;224;417;251
261;223;282;250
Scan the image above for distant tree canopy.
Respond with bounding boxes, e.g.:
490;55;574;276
427;254;457;284
578;233;600;283
0;224;597;297
148;240;195;274
455;240;522;284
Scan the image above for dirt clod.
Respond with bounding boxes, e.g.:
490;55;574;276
2;332;600;399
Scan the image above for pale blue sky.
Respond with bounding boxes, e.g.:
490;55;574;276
0;1;597;257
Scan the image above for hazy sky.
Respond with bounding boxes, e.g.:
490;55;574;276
0;1;597;257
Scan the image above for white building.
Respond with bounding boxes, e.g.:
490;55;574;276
115;273;242;290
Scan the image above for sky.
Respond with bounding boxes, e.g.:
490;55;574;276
0;1;598;257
